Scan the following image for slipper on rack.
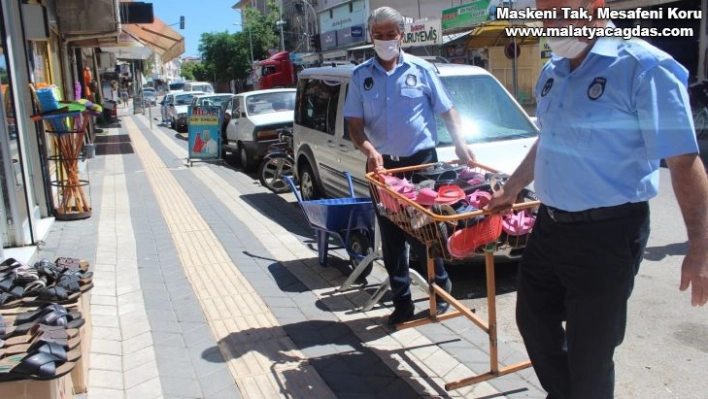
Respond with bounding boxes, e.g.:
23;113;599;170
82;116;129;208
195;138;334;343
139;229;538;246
0;292;23;309
1;321;80;342
22;286;81;306
58;267;93;284
55;274;94;295
2;341;82;362
0;352;76;382
12;303;74;326
0;258;29;275
3;324;80;347
54;257;89;272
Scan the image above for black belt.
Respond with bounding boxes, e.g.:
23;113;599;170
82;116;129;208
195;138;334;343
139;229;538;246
382;148;436;166
543;202;648;224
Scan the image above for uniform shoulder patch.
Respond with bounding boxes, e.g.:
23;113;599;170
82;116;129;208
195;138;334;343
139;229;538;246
540;78;554;97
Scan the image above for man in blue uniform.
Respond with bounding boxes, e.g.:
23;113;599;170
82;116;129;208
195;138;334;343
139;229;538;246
487;0;708;397
343;6;476;326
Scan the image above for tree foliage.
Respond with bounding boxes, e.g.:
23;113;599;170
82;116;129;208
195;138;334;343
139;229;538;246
196;1;282;81
180;61;197;80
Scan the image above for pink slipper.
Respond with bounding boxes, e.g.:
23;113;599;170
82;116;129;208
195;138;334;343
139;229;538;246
435;185;465;205
466;190;492;208
502;209;535;236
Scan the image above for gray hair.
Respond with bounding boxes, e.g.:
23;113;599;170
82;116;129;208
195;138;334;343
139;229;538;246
367;7;405;34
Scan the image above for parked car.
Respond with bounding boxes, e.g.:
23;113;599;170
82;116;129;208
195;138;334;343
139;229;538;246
160;92;181;123
222;88;296;171
166;91;204;132
142;87;157;106
293;63;538;200
184;81;215;93
190;93;235;108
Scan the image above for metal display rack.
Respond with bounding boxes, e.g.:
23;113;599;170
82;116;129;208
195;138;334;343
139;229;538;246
365;161;540;390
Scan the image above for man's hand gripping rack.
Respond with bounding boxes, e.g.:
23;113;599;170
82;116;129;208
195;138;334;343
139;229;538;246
365;161;540;391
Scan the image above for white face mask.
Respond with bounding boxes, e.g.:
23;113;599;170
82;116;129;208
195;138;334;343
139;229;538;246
546;37;588;59
374;39;400;62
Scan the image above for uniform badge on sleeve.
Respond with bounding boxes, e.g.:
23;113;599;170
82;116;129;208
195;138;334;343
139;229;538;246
587;77;606;100
405;74;417;87
540;78;553;97
364;77;374;91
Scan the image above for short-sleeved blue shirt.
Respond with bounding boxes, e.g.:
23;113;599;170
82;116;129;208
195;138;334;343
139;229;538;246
534;36;698;212
343;51;454;157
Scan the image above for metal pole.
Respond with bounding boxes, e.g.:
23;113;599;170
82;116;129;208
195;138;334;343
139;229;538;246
248;27;254;64
698;0;707;81
279;22;285;51
305;3;309;52
511;1;518;100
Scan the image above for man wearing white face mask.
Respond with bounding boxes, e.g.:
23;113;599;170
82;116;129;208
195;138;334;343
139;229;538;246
486;0;708;398
343;6;476;327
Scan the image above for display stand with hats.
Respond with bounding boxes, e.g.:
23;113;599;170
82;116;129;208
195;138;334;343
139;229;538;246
366;160;540;392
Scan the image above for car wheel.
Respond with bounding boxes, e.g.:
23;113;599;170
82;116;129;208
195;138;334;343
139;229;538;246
240;145;255;172
258;154;294;194
299;163;323;200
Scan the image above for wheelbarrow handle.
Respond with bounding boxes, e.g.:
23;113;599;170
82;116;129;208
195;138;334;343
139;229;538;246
344;171;355;198
282;175;303;203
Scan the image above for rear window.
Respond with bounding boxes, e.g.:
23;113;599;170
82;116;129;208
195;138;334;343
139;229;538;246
169;82;185;91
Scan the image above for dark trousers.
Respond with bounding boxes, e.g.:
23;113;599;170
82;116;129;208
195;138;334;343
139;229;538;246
517;203;650;399
370;148;449;307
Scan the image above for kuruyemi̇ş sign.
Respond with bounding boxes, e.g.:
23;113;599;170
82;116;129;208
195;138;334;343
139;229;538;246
188;106;222;160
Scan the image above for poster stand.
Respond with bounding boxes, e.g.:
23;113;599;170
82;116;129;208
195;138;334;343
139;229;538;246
187;105;223;167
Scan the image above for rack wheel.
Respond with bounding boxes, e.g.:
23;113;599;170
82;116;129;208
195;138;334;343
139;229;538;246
349;230;374;278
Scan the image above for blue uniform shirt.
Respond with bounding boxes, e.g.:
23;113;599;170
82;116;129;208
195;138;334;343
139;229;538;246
343;51;454;157
534;36;698;212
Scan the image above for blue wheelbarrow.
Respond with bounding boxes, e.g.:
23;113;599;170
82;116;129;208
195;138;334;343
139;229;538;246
284;173;376;277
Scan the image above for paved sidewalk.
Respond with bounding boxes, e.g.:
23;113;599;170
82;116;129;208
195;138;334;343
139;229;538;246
30;108;544;398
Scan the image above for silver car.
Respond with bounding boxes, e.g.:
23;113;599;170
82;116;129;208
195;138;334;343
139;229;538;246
166;91;204;132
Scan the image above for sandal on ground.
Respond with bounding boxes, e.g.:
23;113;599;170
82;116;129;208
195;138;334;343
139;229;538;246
0;352;76;382
22;286;81;306
57;267;93;284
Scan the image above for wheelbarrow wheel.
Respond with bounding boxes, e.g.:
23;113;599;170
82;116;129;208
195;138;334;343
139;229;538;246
349;230;374;278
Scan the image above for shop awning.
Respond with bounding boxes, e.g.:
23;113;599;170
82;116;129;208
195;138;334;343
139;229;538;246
122;18;184;62
465;20;541;49
99;31;153;60
443;30;473;45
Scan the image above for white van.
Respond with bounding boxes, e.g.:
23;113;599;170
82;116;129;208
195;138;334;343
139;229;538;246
184;81;214;93
292;63;539;200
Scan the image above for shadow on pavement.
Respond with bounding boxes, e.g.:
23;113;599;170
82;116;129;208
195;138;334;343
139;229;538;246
240;192;312;238
204;318;452;397
267;258;363;293
643;240;688;261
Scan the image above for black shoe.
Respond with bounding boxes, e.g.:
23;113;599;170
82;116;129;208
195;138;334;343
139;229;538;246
387;302;415;326
436;279;453;315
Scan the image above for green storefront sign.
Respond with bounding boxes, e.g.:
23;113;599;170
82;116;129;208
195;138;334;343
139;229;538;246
442;0;491;31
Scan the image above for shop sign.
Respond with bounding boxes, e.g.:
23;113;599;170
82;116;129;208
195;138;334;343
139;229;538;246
442;0;491;31
337;24;366;46
402;19;442;47
187;106;222;161
319;0;366;31
321;31;337;50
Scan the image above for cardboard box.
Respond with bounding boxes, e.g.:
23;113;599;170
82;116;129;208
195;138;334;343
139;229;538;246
0;372;74;399
70;294;91;394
